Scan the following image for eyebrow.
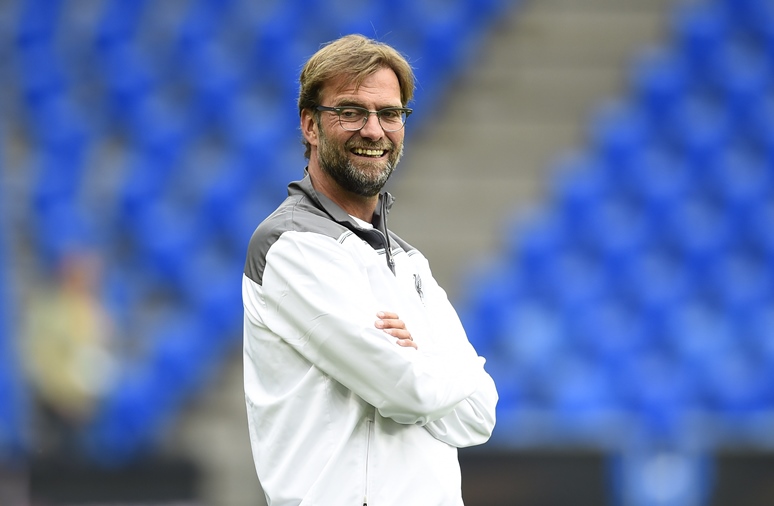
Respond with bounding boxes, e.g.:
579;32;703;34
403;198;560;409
333;99;403;109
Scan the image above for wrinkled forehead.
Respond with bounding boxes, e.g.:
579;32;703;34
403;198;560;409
320;68;402;106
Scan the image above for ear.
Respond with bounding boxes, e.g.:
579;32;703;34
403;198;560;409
300;109;319;148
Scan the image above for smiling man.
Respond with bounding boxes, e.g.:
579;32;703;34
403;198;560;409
242;34;498;506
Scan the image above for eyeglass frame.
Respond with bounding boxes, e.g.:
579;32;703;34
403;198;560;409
315;105;413;132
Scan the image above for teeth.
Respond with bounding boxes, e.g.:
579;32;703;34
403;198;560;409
353;148;385;157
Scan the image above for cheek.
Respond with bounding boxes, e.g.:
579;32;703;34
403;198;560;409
389;132;404;148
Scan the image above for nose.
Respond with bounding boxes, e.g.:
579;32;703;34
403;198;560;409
358;112;384;141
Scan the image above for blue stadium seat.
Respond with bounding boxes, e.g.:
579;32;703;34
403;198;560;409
30;200;99;267
14;0;61;49
312;0;392;42
670;1;731;74
505;209;569;295
126;96;191;163
545;247;609;315
131;201;205;287
30;147;88;220
97;42;157;126
221;95;295;192
708;146;772;220
29;94;93;156
707;247;772;319
94;0;148;51
743;199;774;260
745;306;774;368
572;295;650;365
184;256;244;338
497;301;565;374
623;146;693;223
175;0;236;56
100;261;148;331
618;247;695;326
665;95;733;166
117;151;182;232
665;300;737;373
251;4;317;104
542;351;621;439
616;349;700;442
178;41;245;133
15;42;69;113
699;347;772;416
664;192;735;277
579;195;651;277
457;260;530;356
588;100;651;168
708;43;771;122
744;92;774;149
629;46;692;123
546;152;610;239
719;0;774;45
192;154;248;233
148;311;222;396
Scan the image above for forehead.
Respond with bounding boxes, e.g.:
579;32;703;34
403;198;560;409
321;67;402;106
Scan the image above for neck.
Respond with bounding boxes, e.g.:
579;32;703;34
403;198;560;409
308;165;379;223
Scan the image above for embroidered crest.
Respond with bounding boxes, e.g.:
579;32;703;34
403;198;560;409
413;273;424;303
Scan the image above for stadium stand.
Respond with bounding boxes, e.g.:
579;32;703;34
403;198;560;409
0;0;513;476
456;0;774;503
3;0;774;503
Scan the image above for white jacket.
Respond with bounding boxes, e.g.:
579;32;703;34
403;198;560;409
243;174;498;506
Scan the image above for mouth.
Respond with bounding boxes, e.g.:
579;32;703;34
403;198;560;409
351;147;387;158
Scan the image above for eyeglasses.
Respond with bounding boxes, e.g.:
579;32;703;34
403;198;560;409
315;105;413;132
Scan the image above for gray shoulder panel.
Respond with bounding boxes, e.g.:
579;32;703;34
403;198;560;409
243;194;347;286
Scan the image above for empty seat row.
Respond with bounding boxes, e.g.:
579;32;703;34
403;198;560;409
0;0;517;461
460;0;774;448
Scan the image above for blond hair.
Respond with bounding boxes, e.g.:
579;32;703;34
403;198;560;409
298;34;415;159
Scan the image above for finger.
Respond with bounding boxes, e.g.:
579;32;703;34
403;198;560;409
384;320;406;330
377;311;400;320
381;327;411;339
396;338;418;349
374;317;406;330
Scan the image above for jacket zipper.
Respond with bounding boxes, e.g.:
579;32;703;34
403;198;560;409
380;196;396;275
363;417;374;505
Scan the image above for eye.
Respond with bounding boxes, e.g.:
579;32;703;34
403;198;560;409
379;109;403;123
339;108;365;120
380;109;402;121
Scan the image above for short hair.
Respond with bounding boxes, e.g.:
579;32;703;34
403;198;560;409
298;34;416;159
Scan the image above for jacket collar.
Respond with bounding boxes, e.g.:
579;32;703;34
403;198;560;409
289;169;394;232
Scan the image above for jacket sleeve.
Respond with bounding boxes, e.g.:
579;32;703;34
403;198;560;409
422;364;498;447
415;260;498;447
252;230;484;425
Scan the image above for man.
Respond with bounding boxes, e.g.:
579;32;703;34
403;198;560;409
242;34;498;505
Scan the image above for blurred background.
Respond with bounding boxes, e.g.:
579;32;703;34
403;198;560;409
2;0;774;504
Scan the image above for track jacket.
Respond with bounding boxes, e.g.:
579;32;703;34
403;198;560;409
242;172;498;506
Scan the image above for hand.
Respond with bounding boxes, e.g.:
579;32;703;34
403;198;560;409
375;311;417;349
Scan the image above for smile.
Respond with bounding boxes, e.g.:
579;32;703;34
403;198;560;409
351;148;386;157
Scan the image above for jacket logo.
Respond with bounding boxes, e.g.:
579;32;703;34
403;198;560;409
414;273;424;303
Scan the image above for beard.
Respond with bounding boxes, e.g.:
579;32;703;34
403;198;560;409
316;125;404;197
